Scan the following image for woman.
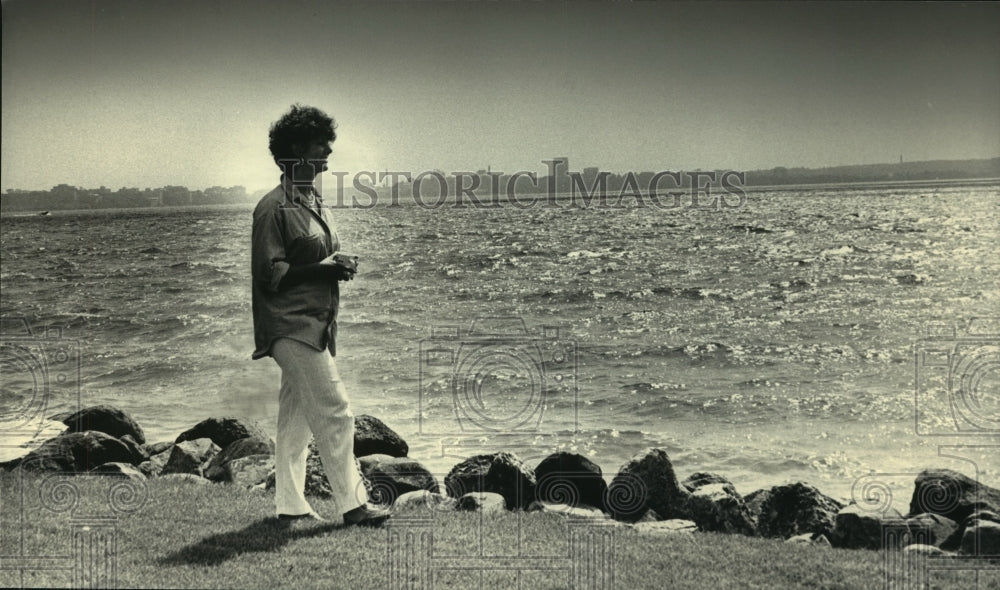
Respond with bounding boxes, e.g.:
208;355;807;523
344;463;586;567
251;104;388;526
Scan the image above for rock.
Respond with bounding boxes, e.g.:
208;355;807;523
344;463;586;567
941;510;1000;551
146;441;173;455
832;504;905;550
18;431;136;472
533;452;608;511
47;411;74;423
965;510;1000;527
908;469;1000;524
527;501;610;520
354;415;408;458
203;437;275;482
263;440;332;498
159;473;210;485
118;434;149;465
61;405;146;444
456;492;506;513
636;509;662;523
225;455;274;489
785;532;831;547
633;520;698;535
682;472;738;496
685;483;756;535
358;454;439;506
903;544;948;557
393;490;458;512
903;513;958;548
755;482;843;539
161;438;220;477
89;462;146;482
175;417;270;450
959;520;1000;556
445;452;536;510
138;447;171;478
607;448;691;523
744;488;770;520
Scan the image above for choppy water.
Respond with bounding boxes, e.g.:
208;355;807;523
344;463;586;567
2;182;998;507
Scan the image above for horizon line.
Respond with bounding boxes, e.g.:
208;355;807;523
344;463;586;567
3;155;999;194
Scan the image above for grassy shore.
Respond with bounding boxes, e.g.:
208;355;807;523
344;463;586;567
0;472;973;590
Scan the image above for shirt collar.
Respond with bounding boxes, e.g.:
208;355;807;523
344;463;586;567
280;175;323;207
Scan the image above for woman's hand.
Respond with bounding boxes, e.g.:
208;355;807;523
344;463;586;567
319;253;357;281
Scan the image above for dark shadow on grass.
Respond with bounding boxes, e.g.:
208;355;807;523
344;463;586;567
158;517;342;567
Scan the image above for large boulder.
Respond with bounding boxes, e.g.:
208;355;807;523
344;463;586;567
941;509;1000;551
161;438;220;477
445;452;536;510
903;513;958;548
607;448;690;523
744;488;770;520
146;441;173;455
533;452;608;511
755;482;843;539
118;435;149;465
683;472;739;496
832;504;905;550
959;519;1000;557
353;415;408;458
138;446;172;478
203;437;275;482
61;405;146;445
225;455;274;489
18;431;136;472
685;483;756;535
358;454;439;506
456;492;506;514
174;417;270;450
908;469;1000;524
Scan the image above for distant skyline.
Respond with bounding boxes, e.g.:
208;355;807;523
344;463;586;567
3;0;999;192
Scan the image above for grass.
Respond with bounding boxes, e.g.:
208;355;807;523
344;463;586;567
0;471;987;590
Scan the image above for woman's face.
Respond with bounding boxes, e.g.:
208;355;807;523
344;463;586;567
295;139;333;177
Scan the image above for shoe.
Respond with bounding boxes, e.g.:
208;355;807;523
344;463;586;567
277;511;327;523
343;504;391;527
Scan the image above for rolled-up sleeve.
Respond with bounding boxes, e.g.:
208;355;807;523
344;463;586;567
252;203;290;293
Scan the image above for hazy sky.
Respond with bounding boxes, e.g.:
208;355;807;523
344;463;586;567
2;0;999;192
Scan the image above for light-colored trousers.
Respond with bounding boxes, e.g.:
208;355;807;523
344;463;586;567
271;337;367;516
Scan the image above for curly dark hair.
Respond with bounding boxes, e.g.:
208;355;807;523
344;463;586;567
268;104;337;167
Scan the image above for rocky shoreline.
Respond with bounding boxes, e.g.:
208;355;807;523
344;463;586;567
3;404;998;559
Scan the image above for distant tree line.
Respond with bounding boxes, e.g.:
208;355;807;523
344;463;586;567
372;157;1000;202
744;157;1000;186
1;157;997;213
0;184;249;213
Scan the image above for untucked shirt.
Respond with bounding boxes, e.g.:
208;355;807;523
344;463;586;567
251;178;340;359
